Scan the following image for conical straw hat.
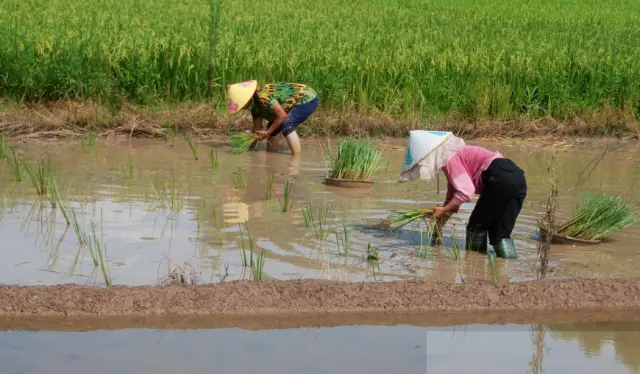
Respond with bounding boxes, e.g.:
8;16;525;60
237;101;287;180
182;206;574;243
226;80;258;115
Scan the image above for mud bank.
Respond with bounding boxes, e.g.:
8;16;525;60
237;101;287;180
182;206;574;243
2;279;640;319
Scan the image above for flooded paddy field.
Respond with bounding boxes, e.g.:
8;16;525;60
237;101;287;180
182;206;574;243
1;137;639;286
2;315;640;374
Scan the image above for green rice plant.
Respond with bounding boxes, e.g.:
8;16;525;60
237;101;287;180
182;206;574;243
81;133;98;154
366;243;379;261
555;192;638;241
186;134;199;160
48;176;71;225
335;224;350;257
122;156;135;180
7;148;24;182
382;209;434;230
208;148;219;170
302;201;335;240
238;223;255;267
487;249;499;284
22;157;52;195
265;172;275;200
418;223;436;259
276;179;294;212
212;207;225;244
0;136;6;159
445;232;462;261
230;133;259;154
251;249;266;281
77;213;111;286
69;208;84;244
328;138;387;181
229;167;245;189
149;173;183;214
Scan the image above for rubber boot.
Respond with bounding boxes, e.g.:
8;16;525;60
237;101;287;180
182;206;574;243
494;238;518;259
466;227;488;253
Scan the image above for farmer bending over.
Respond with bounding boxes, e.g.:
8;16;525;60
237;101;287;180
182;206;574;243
398;130;527;259
226;80;319;156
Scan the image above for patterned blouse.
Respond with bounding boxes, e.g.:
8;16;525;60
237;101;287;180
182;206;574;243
250;82;317;121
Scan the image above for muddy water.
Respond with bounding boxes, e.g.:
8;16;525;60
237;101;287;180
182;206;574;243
0;138;639;286
1;321;639;373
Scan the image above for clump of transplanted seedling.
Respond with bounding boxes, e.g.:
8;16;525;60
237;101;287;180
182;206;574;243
230;167;245;189
7;147;24;182
276;179;295;212
69;208;84;244
157;256;199;285
265;172;275;200
122;156;135;180
150;173;184;214
208;148;219;170
237;223;266;280
302;201;335;240
212;207;225;244
335;223;350;257
444;230;463;261
487;249;500;284
186;134;199;160
77;213;111;287
81;132;98;153
418;223;436;259
47;175;71;225
0;136;7;159
22;157;52;195
366;243;379;261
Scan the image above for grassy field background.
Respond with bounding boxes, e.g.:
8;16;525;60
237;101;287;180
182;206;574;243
1;0;640;126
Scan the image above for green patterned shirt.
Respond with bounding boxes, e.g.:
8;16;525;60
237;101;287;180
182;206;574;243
250;82;317;122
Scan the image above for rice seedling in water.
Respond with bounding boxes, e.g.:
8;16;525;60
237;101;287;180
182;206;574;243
150;173;183;214
276;179;294;212
265;172;275;200
81;133;98;153
487;249;500;284
186;134;199;160
251;249;266;281
230;133;259;154
445;232;462;261
366;243;379;261
48;176;71;225
382;209;434;230
335;224;350;257
555;191;638;241
328;138;387;181
69;208;84;244
0;136;6;159
418;223;435;259
230;167;245;189
537;155;558;279
238;223;255;267
78;213;111;286
212;207;225;244
22;157;52;195
7;148;24;182
208;148;219;170
302;201;335;240
122;156;135;180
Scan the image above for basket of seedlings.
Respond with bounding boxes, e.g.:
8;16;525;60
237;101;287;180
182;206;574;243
323;138;387;189
539;191;638;245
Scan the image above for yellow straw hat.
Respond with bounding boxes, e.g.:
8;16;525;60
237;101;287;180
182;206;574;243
226;80;258;115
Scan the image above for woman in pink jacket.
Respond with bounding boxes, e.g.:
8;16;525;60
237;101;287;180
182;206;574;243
398;131;527;259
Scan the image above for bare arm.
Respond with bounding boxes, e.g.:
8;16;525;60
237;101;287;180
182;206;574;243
262;102;288;137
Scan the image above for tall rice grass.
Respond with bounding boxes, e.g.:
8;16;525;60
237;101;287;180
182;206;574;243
2;0;639;121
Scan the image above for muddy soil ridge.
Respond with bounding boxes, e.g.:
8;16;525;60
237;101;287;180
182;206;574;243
2;279;640;319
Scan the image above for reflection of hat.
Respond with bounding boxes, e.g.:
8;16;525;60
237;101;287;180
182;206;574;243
226;80;258;115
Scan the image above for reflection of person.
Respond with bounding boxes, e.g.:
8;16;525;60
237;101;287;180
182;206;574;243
398;130;527;259
226;80;319;156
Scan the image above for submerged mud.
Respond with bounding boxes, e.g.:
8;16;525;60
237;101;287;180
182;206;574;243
2;279;640;319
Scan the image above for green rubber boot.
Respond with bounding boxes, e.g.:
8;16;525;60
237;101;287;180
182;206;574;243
466;228;488;253
494;238;518;259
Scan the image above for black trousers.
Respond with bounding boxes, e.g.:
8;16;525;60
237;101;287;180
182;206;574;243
467;158;527;246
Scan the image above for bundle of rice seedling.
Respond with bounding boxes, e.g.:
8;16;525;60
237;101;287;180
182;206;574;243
381;209;434;230
328;138;387;181
555;192;638;241
230;133;259;154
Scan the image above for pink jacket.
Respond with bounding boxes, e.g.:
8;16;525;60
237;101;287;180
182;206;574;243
442;145;503;208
